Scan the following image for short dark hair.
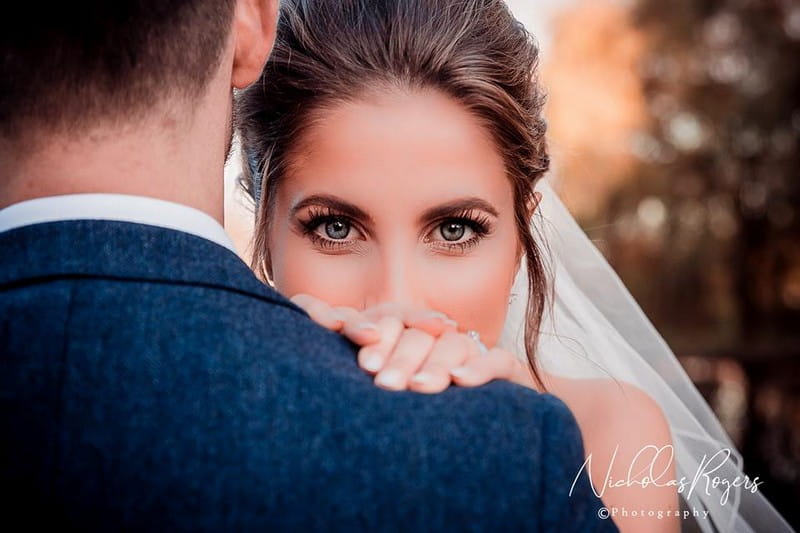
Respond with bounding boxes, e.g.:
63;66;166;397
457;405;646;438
1;1;236;139
237;0;550;388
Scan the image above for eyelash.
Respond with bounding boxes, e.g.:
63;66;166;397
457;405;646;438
426;209;492;254
298;207;361;251
297;207;493;253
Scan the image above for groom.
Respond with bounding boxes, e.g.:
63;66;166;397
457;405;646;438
0;1;615;530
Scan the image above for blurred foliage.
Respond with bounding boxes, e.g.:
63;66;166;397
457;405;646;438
581;0;800;523
586;0;800;355
544;1;800;522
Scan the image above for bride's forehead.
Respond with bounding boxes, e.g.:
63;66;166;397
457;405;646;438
283;90;512;198
296;90;505;167
282;153;513;211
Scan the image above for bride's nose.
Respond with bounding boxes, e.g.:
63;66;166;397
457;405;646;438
363;253;426;309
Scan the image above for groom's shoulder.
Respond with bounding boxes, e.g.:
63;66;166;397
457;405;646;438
439;382;584;447
0;219;340;359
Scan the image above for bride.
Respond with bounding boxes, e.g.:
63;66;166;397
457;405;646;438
234;0;792;531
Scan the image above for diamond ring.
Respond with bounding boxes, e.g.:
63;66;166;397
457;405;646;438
466;330;490;357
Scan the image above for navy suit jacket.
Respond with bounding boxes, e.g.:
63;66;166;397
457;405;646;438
0;220;616;532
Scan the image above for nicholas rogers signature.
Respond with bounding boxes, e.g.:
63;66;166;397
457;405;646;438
569;444;763;506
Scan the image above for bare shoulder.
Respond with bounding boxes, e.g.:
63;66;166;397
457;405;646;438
543;374;672;447
546;374;680;532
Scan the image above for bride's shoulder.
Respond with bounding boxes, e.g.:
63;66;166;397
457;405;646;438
544;374;672;446
542;375;680;529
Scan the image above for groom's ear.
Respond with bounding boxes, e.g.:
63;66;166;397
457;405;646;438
231;0;279;89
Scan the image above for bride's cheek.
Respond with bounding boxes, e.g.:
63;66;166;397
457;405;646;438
427;254;515;346
282;254;367;310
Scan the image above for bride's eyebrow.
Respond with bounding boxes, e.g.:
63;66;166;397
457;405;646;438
419;198;499;223
290;194;373;223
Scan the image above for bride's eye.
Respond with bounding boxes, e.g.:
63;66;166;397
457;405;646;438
298;208;364;251
439;221;471;242
426;211;491;253
322;218;351;240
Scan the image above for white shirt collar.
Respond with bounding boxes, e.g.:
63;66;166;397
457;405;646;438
0;194;238;254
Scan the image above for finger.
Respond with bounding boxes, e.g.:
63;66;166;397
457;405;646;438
357;315;404;374
374;328;435;391
333;306;381;346
331;305;361;322
359;301;402;323
403;310;459;337
407;331;471;394
449;347;521;388
290;293;345;330
360;303;458;337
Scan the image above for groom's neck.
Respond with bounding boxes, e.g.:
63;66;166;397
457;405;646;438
0;91;232;224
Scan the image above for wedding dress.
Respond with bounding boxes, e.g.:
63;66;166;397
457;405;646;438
499;177;793;532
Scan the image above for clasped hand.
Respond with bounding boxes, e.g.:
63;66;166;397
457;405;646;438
291;294;534;393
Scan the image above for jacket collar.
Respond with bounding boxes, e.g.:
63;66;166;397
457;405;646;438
0;193;237;255
0;220;300;313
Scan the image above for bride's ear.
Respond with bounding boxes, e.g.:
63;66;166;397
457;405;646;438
231;0;279;89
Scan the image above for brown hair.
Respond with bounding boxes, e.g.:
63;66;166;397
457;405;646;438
237;0;550;387
1;1;236;140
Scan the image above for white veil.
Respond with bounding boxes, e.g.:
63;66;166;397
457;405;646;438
499;177;793;532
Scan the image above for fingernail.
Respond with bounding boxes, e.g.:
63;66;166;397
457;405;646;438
362;353;383;372
355;322;379;333
450;367;470;379
411;372;436;385
329;310;347;322
420;311;448;320
418;312;458;328
375;369;404;389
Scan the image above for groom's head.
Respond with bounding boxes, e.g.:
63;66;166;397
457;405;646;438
1;1;276;146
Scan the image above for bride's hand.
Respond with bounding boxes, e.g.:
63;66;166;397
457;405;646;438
291;293;534;393
290;293;459;343
364;326;533;393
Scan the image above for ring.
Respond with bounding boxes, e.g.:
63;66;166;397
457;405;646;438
466;330;490;356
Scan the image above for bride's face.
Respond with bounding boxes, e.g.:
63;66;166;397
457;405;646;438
267;89;521;345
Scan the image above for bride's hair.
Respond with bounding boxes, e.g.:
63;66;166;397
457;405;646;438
237;0;550;386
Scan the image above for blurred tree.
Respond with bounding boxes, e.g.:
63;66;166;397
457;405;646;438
619;0;800;354
543;0;800;525
618;0;800;523
541;1;647;220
